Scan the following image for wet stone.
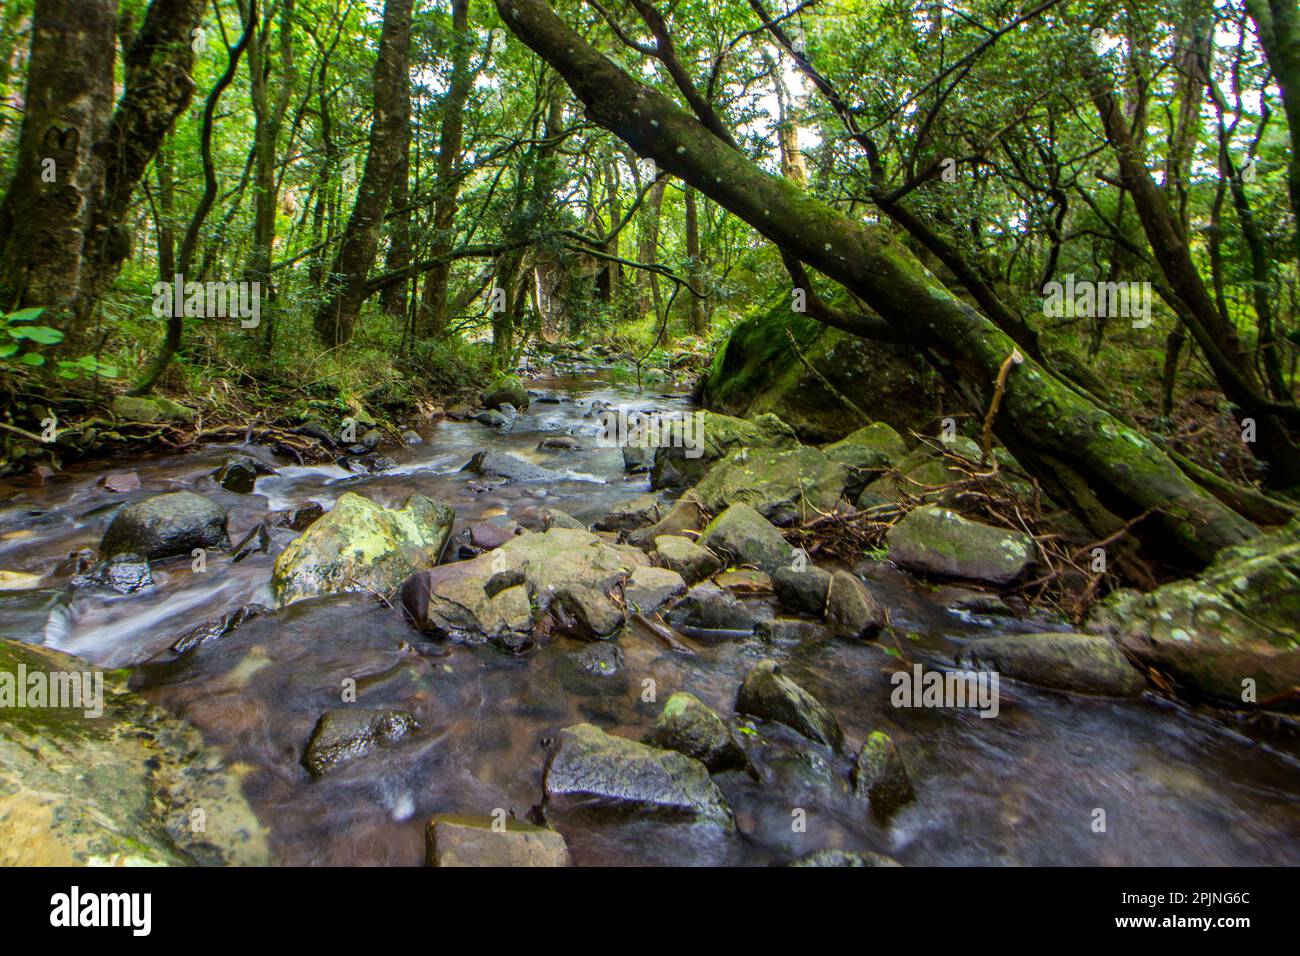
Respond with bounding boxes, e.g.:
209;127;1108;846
301;708;419;777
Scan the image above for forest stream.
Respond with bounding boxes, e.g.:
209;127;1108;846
1;362;1297;867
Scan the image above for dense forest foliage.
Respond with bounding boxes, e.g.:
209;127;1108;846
1;0;1298;575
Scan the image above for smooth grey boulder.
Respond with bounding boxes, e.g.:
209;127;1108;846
301;708;418;777
100;492;230;561
736;660;844;750
886;505;1035;585
958;632;1145;697
700;503;795;574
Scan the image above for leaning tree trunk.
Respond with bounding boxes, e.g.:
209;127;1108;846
76;0;207;337
495;0;1258;569
313;0;414;347
0;0;117;348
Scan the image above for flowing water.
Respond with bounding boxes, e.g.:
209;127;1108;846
1;365;1297;866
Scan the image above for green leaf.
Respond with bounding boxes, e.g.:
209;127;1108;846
19;352;45;366
5;307;47;323
8;325;64;344
0;343;18;359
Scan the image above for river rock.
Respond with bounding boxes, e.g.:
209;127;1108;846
553;583;625;639
653;534;720;583
274;501;325;531
462;450;561;482
673;583;754;631
474;409;508;428
170;603;270;655
271;493;454;606
736;660;844;749
958;632;1145;697
692;445;850;526
540;507;586;530
593;494;663;533
0;638;270;865
301;708;419;777
211;454;275;494
468;520;518;551
825;570;886;637
538;435;581;451
886;505;1035;585
700;503;795;574
73;553;154;594
788;849;902;867
623;444;654;473
823;423;908;496
771;565;832;616
482;375;530;410
623;565;686;614
565;641;625;677
642;692;745;772
1088;516;1300;707
110;393;195;424
100;491;230;560
628;497;706;548
98;471;140;493
852;731;916;821
544;723;732;823
649;410;798;490
425;814;571;867
402;528;647;644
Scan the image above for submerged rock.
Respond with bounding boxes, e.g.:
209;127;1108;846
170;603;270;655
0;639;271;865
642;692;746;772
426;814;570;867
886;505;1035;585
958;632;1145;697
852;731;916;821
692;445;850;526
565;641;625;677
462;450;561;482
98;471;141;493
1089;516;1300;707
271;493;454;606
700;502;796;574
544;723;732;823
301;707;419;777
100;491;230;561
736;660;844;750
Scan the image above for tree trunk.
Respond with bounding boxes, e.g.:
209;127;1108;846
1247;0;1300;262
0;0;117;346
313;0;414;346
495;0;1258;568
684;185;705;334
417;0;473;339
76;0;207;337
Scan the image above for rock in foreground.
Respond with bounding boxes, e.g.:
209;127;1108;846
736;660;844;750
100;491;230;560
301;708;419;777
426;814;570;867
544;723;732;823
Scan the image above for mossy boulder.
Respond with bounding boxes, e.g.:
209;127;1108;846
100;491;230;560
649;410;797;490
692;445;851;526
700;502;796;574
642;692;746;772
0;638;271;866
481;376;530;410
886;505;1035;585
824;422;908;497
271;492;455;606
111;393;196;424
654;534;721;583
958;632;1145;697
301;707;419;776
1088;517;1300;707
701;302;929;442
852;731;916;821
